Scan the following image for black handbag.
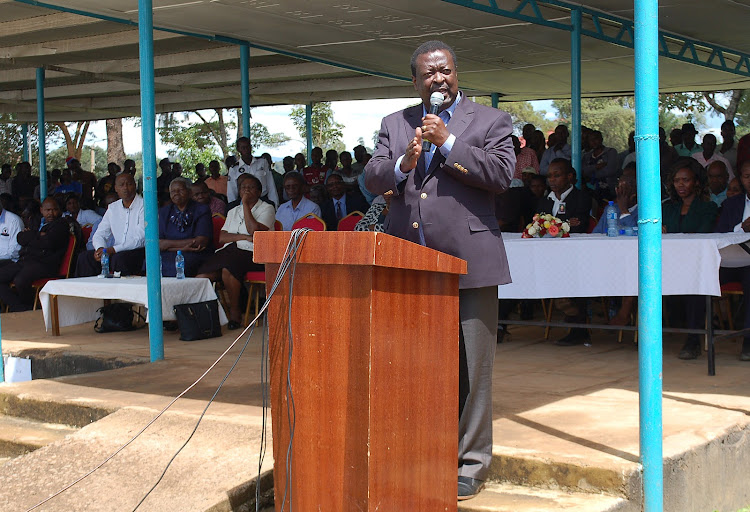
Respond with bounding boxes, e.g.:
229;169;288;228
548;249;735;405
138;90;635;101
94;303;144;333
173;299;222;341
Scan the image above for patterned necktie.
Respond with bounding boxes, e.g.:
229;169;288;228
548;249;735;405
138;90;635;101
336;200;343;220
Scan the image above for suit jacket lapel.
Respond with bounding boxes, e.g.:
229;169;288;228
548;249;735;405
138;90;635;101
423;93;473;184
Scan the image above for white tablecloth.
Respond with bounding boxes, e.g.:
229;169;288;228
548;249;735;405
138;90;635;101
498;232;750;299
39;276;228;331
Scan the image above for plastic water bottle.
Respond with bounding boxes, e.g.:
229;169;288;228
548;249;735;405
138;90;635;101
175;250;185;280
101;250;110;277
605;201;618;237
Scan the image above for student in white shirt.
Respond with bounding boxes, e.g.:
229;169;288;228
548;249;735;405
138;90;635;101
0;203;24;264
227;137;279;207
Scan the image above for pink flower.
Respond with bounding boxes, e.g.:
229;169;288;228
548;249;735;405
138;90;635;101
548;224;560;237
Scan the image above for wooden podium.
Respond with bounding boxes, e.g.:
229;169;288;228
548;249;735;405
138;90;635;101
253;231;466;512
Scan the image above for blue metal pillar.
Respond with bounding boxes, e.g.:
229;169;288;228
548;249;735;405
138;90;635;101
36;68;47;200
139;0;163;362
22;123;29;162
570;9;582;188
491;92;499;109
305;102;313;158
635;0;663;509
240;43;251;139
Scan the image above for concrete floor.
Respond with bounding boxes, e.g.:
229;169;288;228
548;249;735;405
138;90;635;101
0;309;749;511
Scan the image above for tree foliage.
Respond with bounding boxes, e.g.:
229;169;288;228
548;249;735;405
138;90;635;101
552;97;635;151
290;102;346;154
475;98;557;135
48;145;107;176
249;122;291;150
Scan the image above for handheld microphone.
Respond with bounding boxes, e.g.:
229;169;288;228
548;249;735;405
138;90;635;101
422;92;445;152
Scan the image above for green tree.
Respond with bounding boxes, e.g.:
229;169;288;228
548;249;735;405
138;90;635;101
48;145;107;176
289;102;346;154
0;115;61;172
552;97;635;151
249;122;291;149
474;98;557;135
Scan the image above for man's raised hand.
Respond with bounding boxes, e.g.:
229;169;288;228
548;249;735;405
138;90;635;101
400;127;423;173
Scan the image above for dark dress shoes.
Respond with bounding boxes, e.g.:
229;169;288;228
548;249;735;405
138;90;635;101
227;320;241;330
457;476;485;501
555;328;590;347
740;340;750;361
678;342;701;360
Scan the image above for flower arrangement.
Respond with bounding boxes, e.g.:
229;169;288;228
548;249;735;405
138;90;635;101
522;213;571;238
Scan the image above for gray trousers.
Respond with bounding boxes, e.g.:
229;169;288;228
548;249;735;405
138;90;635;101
458;286;498;480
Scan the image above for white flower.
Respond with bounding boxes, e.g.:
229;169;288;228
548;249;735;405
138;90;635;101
561;222;570;233
528;226;538;236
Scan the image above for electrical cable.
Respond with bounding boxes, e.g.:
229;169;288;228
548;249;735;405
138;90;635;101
24;228;312;512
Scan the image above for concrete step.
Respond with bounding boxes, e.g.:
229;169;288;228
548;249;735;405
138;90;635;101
457;482;632;512
0;414;78;458
0;391;112;428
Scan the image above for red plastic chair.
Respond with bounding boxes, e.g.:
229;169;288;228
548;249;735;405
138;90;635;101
31;233;77;310
274;220;283;231
587;215;598;234
337;211;364;231
212;213;226;249
292;213;326;231
244;270;266;326
81;225;93;246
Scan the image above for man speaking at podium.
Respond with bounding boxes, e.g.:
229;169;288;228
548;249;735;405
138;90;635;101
365;40;515;501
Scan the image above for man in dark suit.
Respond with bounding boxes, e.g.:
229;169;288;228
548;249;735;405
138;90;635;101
365;40;515;501
320;173;369;230
0;197;72;311
537;158;593;345
715;160;750;361
536;158;592;233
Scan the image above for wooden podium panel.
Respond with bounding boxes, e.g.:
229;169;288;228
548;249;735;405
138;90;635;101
254;231;466;512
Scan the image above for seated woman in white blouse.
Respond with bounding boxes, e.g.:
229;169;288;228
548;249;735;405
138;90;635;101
196;174;275;330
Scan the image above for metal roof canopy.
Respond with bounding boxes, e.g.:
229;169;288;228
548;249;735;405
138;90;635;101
2;0;750;122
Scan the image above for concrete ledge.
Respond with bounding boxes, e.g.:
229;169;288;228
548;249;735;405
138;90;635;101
0;393;113;428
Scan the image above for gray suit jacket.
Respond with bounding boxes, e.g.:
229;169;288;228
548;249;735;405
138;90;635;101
365;95;515;289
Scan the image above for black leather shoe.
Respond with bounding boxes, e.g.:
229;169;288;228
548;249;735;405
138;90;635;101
227;320;241;330
556;330;590;347
740;341;750;361
457;476;485;501
678;343;701;360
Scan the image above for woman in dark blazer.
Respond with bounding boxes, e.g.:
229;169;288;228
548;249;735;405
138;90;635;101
662;158;718;359
662;158;718;234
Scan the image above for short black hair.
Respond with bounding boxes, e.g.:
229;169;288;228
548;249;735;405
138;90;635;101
550;157;574;176
410;40;458;77
236;136;251;148
283;172;306;187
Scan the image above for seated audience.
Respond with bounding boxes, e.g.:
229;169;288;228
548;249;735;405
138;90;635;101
537;158;590;233
355;194;391;232
692;133;734;179
191;181;227;217
204;160;228;198
662;158;718;234
662;158;718;360
0;200;24;265
96;162;120;206
308;184;328;208
582;130;619;196
715;160;750;361
75;173;145;277
512;135;540;180
55;168;83;196
228;137;278;207
674;123;702;157
0;198;72;311
592;163;639;233
333;151;363;194
0;164;12;195
528;174;548;200
320;174;369;230
727;177;742;199
158;178;213;277
197;175;275;329
275;173;321;230
707;160;730;207
64;194;102;250
539;125;571;175
67;158;97;209
302;147;328;186
194;163;207;184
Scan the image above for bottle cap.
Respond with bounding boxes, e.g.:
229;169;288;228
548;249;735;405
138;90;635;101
177;250;182;255
609;201;614;205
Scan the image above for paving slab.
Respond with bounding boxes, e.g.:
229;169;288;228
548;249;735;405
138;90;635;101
458;482;630;512
0;311;749;511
